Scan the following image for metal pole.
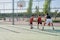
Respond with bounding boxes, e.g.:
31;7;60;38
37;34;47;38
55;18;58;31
38;0;39;10
12;0;14;25
38;0;39;14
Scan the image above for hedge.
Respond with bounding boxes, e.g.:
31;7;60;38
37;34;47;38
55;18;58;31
26;19;60;23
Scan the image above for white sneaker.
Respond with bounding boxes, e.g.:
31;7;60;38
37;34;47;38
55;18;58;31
42;27;44;30
53;27;54;30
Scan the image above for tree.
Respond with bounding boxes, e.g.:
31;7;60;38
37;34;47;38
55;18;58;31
35;6;39;15
43;0;51;15
54;10;58;20
27;0;33;14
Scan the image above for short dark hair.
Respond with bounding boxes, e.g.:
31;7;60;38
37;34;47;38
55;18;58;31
46;13;48;15
46;12;48;15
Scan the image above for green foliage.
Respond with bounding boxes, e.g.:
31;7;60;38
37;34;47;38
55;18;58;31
35;6;40;15
54;10;58;19
53;20;60;23
27;0;33;14
57;12;60;17
43;0;51;14
0;12;60;18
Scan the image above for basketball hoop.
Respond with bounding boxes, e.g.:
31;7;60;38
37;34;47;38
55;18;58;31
18;3;23;7
17;0;26;8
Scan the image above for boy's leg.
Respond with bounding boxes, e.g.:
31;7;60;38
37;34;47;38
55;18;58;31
42;20;48;30
50;19;54;30
44;22;46;26
43;22;46;29
40;22;42;26
51;23;54;30
48;22;50;26
42;22;45;30
30;23;33;29
37;22;39;29
42;26;44;30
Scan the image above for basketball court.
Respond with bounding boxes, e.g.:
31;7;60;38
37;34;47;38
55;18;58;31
0;0;60;40
0;19;60;40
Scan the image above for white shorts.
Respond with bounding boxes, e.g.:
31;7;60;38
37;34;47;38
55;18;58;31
46;19;52;25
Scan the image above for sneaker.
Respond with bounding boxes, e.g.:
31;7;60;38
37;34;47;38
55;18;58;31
37;27;39;29
53;27;54;30
30;27;33;29
42;27;44;30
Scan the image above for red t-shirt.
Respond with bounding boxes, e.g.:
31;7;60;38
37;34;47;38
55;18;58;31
37;16;42;22
30;17;34;23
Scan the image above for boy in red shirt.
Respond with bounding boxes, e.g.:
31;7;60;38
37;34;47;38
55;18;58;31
30;15;34;29
37;15;42;29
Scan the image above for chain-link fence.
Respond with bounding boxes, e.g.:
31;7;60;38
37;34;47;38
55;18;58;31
0;0;60;25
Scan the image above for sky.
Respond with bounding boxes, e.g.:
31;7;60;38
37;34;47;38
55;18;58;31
0;0;60;13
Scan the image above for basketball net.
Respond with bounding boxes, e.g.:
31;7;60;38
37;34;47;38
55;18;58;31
18;4;23;7
17;0;26;8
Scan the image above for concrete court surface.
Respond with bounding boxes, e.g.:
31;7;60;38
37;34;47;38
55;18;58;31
0;24;60;40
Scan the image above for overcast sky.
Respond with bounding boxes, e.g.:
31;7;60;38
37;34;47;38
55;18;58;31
0;0;60;13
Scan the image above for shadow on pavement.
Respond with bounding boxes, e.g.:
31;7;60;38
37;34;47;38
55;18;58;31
0;27;20;33
9;26;60;36
44;29;60;33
